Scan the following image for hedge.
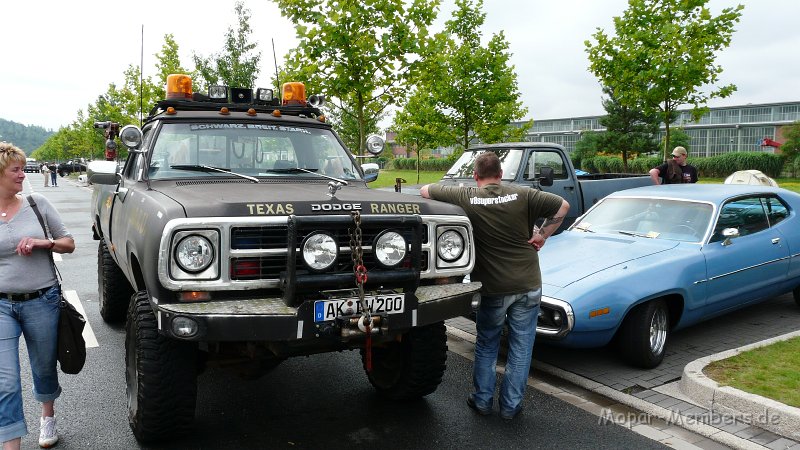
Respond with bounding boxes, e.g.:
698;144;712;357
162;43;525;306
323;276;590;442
581;152;784;178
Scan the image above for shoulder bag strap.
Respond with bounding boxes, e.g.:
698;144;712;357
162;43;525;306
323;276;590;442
26;195;61;282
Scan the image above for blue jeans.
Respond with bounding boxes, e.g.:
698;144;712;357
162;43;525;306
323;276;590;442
50;172;58;186
471;288;541;417
0;285;62;442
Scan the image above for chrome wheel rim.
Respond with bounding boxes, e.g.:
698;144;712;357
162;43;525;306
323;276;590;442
649;308;668;356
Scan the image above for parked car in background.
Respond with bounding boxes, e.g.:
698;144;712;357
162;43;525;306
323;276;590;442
57;161;87;176
536;184;800;368
24;161;40;173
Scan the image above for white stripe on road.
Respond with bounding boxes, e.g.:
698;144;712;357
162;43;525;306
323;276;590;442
64;290;99;348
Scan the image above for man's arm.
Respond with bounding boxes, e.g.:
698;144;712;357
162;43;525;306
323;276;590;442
648;168;662;185
528;199;570;250
420;184;432;199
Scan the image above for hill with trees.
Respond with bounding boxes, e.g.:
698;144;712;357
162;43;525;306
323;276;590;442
0;118;54;155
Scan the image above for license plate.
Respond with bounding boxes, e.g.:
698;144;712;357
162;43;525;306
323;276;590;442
314;294;405;322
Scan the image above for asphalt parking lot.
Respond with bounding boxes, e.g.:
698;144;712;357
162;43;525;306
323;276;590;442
446;291;800;449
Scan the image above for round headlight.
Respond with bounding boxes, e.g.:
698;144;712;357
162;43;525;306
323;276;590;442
302;232;338;271
374;231;406;268
175;235;214;273
437;230;464;262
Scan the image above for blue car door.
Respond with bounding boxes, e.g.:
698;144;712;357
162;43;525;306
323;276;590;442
701;196;791;312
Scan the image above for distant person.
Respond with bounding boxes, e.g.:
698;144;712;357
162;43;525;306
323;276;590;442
0;142;76;449
649;146;698;184
48;163;58;187
40;163;50;188
421;152;569;421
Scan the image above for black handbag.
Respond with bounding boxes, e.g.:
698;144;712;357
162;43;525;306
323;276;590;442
27;195;87;374
57;293;87;374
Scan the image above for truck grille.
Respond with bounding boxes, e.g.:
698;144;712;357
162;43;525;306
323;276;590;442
229;218;426;282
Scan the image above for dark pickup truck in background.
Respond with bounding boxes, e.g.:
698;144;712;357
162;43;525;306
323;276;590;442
439;142;653;232
57;161;87;176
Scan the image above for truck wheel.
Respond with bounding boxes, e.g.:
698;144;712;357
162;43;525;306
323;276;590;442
361;321;447;400
97;240;134;323
59;170;67;177
126;291;198;442
617;299;669;369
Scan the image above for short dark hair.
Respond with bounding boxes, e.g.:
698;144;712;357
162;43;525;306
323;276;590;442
474;152;501;179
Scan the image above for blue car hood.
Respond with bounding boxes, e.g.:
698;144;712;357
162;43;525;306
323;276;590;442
538;232;680;289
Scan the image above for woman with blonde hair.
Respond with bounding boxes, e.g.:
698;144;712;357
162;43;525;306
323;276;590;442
0;142;75;449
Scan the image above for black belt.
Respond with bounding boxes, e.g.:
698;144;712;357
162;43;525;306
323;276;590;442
0;286;52;302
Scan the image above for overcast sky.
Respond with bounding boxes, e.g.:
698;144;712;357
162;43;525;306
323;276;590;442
2;0;798;133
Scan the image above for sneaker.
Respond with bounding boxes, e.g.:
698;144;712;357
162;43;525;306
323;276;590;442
39;416;58;448
466;396;492;416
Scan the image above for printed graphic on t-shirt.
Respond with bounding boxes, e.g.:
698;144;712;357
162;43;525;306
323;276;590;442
469;193;519;205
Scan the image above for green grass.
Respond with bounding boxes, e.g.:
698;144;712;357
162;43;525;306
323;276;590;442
368;169;446;189
704;337;800;408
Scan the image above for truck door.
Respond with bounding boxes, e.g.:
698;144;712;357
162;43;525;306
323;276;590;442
521;150;581;230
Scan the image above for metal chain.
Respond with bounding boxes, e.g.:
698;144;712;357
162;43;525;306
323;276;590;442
349;211;368;320
349;210;372;371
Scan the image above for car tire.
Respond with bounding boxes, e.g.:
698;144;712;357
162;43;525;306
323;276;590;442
617;299;669;369
361;321;447;400
59;170;67;177
98;240;134;323
126;291;198;443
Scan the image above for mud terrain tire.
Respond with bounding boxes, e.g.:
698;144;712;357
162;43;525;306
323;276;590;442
98;240;134;323
361;321;447;400
126;291;197;442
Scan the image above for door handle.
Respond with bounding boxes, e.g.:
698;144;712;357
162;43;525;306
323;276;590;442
771;238;781;245
564;186;575;191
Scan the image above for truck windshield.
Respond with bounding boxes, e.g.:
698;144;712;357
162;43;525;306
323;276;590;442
147;123;362;181
445;149;523;180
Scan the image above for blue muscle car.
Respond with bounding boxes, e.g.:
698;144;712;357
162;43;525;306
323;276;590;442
536;184;800;368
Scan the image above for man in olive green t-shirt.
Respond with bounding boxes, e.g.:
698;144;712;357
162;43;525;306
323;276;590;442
421;151;569;420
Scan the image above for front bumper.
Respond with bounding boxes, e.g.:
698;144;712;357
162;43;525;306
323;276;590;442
154;282;481;341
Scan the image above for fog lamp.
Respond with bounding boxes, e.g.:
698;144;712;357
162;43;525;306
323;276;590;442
302;232;338;271
172;316;198;338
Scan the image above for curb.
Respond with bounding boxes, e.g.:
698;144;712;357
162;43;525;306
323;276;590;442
679;329;800;441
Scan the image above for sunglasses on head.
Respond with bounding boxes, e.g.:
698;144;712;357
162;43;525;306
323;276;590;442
671;154;681;158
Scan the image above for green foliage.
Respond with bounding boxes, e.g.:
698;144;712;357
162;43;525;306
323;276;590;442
193;2;261;88
573;131;603;170
692;152;784;178
275;0;439;155
662;128;691;156
0;119;54;155
598;87;659;170
392;0;528;152
781;121;800;176
390;157;453;171
585;0;744;158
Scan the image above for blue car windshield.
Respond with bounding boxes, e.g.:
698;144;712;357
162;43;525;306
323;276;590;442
573;197;714;243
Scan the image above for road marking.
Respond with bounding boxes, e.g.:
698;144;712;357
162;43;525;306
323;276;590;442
64;290;99;348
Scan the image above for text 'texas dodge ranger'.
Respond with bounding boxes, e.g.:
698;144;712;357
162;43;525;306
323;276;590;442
88;75;481;442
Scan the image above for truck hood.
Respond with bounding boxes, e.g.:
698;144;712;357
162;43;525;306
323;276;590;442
152;180;465;217
538;232;680;289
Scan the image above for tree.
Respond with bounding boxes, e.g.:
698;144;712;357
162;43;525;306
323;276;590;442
780;121;800;177
193;2;261;88
154;34;200;99
660;128;690;155
598;87;659;171
585;0;744;161
274;0;439;155
396;0;528;150
572;131;605;171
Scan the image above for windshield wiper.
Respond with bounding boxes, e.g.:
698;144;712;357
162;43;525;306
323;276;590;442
265;167;349;186
170;165;259;183
616;230;653;238
573;223;595;233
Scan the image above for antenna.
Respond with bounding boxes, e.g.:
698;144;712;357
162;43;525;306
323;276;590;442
272;38;280;103
140;24;144;127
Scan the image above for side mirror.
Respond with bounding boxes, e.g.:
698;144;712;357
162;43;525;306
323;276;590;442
361;162;379;183
721;227;740;246
538;166;554;187
87;161;120;185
